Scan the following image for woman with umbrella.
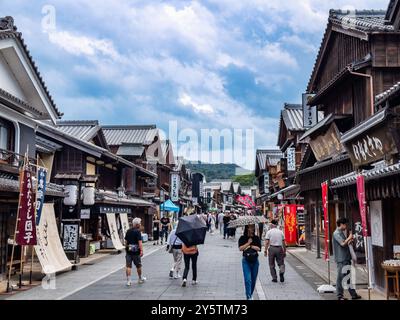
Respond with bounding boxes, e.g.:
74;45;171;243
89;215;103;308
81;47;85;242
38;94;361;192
235;217;262;300
175;214;207;287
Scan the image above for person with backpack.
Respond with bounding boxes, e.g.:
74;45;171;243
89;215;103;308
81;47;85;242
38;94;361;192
238;224;261;300
124;218;146;286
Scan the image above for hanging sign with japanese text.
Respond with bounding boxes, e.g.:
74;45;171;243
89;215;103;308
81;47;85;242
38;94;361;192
35;167;47;225
170;172;180;202
284;204;297;246
263;172;270;195
302;93;317;128
16;168;37;245
287;148;296;171
356;175;368;237
62;223;79;251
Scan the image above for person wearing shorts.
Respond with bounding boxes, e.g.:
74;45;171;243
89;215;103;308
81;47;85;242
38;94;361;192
125;217;146;286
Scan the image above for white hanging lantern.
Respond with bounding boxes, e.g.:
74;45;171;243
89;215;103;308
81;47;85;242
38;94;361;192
83;186;95;206
64;185;78;206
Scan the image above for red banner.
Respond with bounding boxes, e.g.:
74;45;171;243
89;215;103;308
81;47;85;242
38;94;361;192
321;181;329;261
356;174;368;237
235;195;255;208
284;204;297;246
16;168;37;245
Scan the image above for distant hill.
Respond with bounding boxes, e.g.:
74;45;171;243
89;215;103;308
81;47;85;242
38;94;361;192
185;161;253;182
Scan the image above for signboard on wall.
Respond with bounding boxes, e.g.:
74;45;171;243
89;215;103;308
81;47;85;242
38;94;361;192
170;172;180;202
302;93;317;128
309;123;343;162
263;173;270;195
370;201;383;247
62;223;79;251
80;209;91;220
344;124;398;167
287;148;296;171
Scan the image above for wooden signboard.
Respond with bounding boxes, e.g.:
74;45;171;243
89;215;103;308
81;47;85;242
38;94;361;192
344;124;398;167
309;123;343;162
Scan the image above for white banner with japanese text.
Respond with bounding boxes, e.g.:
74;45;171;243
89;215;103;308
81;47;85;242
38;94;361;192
106;213;125;250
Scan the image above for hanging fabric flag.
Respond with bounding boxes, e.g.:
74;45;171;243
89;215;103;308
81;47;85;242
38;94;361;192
321;181;329;261
16;166;37;245
35;166;47;225
356;174;368;237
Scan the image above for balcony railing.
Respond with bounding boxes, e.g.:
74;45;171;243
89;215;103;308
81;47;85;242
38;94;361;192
0;148;37;174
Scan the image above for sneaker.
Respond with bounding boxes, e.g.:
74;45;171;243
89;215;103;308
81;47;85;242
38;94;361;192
192;280;198;285
272;278;278;283
351;294;362;300
169;270;174;278
138;277;146;284
338;297;348;300
174;273;181;279
126;280;132;287
182;279;187;287
279;273;285;283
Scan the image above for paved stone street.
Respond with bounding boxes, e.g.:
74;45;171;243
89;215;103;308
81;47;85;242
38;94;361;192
5;232;334;300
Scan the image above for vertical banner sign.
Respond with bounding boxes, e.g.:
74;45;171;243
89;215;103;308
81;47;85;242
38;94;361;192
321;181;329;261
170;172;180;202
16;168;37;245
284;205;297;246
302;93;317;128
35;167;47;225
62;223;79;251
263;173;270;195
287;147;296;171
356;175;368;237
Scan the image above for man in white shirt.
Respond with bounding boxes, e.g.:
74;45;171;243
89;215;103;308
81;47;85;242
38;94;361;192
264;219;286;283
218;212;224;235
167;228;183;279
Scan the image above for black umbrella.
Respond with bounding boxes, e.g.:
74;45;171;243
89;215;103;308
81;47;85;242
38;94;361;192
175;215;207;246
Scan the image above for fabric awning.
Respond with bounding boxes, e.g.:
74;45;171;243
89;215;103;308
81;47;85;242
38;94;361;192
160;199;180;212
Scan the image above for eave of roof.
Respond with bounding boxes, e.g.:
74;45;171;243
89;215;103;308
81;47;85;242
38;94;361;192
0;17;62;118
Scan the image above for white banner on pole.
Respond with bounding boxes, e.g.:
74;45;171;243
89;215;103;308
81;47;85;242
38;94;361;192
170;172;180;202
370;201;383;247
120;213;130;240
106;213;125;250
34;203;72;274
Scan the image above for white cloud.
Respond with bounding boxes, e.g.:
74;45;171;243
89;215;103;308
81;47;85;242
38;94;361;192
261;43;298;68
179;93;215;114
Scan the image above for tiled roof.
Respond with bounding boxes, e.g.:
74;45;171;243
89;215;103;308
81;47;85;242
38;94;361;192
211;180;233;193
102;125;158;146
233;182;241;193
281;103;303;131
331;161;400;188
56;120;100;141
0;16;62;117
329;9;392;32
256;149;283;171
116;143;145;157
375;81;400;106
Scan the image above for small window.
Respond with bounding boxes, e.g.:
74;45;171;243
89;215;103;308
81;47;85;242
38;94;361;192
0;119;12;151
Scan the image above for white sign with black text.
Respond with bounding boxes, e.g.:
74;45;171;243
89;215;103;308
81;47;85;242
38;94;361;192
370;201;383;247
170;172;180;202
287;147;296;171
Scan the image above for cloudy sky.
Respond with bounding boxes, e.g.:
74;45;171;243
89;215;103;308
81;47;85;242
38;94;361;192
4;0;390;169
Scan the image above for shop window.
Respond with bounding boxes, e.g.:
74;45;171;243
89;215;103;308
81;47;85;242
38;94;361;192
0;119;14;161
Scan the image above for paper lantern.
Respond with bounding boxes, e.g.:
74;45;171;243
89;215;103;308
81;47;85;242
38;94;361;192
83;186;95;206
64;185;78;206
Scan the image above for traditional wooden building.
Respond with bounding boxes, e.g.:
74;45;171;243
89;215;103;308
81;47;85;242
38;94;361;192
298;6;400;268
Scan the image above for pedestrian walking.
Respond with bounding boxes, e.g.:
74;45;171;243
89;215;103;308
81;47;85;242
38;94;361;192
229;213;237;239
264;219;286;283
160;214;171;245
223;212;231;239
124;218;146;286
239;224;261;300
166;228;183;279
181;243;199;287
153;214;160;245
218;211;224;235
333;217;362;300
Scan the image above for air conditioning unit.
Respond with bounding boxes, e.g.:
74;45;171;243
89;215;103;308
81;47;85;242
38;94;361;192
64;185;78;206
83;187;95;206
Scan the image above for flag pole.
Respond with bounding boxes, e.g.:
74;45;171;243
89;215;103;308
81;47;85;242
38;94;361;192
6;152;27;292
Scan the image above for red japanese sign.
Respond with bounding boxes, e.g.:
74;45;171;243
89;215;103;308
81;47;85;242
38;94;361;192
236;195;255;208
284;204;297;246
356;175;368;237
321;181;329;261
16;168;37;245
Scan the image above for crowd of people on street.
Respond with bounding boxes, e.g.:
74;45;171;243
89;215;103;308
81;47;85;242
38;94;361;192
123;210;361;301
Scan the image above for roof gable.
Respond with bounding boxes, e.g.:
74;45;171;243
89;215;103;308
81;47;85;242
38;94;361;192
102;125;158;146
0;17;62;122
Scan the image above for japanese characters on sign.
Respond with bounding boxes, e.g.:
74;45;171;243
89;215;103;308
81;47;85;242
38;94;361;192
62;224;79;251
356;175;368;238
170;172;180;202
287;147;296;171
35;167;47;225
284;204;297;246
16;168;37;245
309;123;343;162
302;93;317;128
344;125;398;167
263;172;270;195
321;181;329;261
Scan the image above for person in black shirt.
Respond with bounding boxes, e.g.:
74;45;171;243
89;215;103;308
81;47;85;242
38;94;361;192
238;224;261;300
222;212;231;239
160;215;171;244
152;214;160;245
125;217;146;286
